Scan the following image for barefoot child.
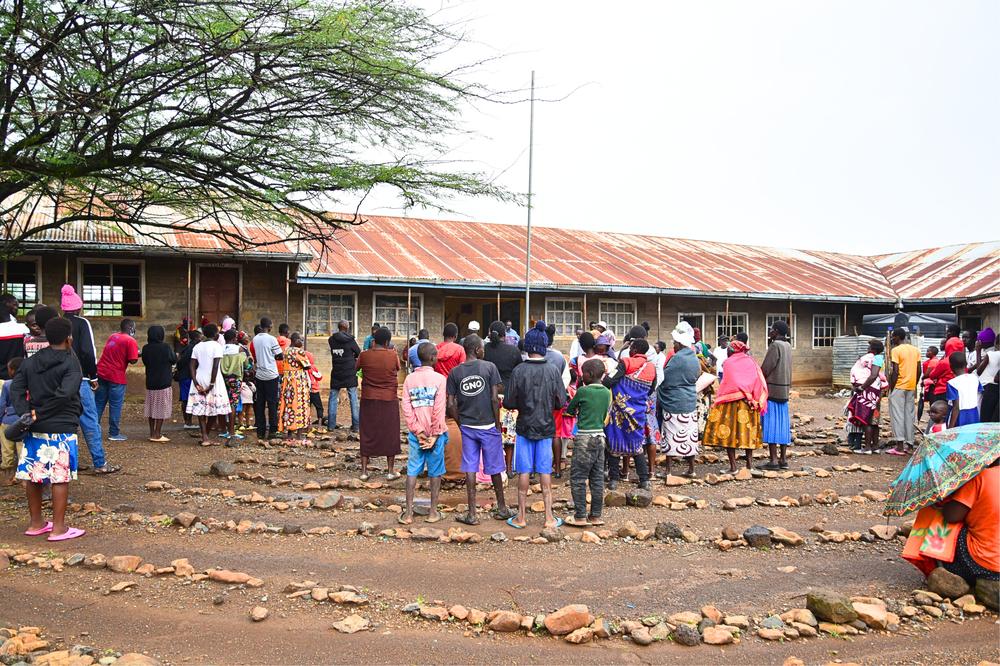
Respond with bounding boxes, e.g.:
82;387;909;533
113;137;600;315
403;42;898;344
502;322;567;529
399;343;448;525
11;317;85;541
563;358;611;527
447;335;513;525
0;357;23;484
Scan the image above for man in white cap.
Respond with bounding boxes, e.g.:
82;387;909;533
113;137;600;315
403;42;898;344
459;320;480;347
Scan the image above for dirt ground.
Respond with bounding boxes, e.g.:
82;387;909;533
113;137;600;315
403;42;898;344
2;390;998;665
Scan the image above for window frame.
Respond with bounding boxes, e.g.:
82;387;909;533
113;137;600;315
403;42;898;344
544;297;584;337
716;312;749;342
598;298;637;336
811;314;841;348
372;291;424;338
306;289;357;338
765;313;797;349
77;258;145;319
2;256;42;316
677;312;705;337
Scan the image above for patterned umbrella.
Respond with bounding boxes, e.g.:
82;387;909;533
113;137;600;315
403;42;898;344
884;422;1000;516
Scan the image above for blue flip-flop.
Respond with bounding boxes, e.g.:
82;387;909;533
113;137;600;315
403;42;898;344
506;516;525;529
551;517;564;529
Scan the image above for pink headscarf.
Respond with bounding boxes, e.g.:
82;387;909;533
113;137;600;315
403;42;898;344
221;316;235;332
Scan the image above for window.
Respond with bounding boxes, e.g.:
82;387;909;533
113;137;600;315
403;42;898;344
3;259;39;315
765;313;796;349
80;262;142;317
306;291;355;336
716;313;749;341
545;298;583;337
599;299;636;336
678;313;705;336
812;315;840;348
374;293;421;337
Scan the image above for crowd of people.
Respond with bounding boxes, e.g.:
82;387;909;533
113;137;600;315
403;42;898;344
0;281;998;542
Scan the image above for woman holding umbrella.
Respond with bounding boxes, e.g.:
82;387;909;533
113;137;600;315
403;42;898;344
935;457;999;586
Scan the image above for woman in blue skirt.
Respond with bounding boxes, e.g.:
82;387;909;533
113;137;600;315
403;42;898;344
759;320;793;470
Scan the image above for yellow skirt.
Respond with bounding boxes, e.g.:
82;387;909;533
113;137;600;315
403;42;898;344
703;399;763;450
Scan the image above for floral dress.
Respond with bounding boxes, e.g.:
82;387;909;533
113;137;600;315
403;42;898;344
16;432;78;484
278;347;312;432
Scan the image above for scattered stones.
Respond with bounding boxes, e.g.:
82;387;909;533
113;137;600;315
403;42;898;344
821;443;840;456
702;626;734;645
173;512;199;528
604;490;627;507
83;554;107;569
664;474;692;486
722;497;754;510
733;469;752;481
630;627;653;646
617;521;639;539
170;559;194;577
626;487;653;507
760;615;785;629
852;602;888;630
544;605;594;635
409;527;445;542
490;532;507;543
769;526;804;547
927;567;971;599
673;623;701;646
580;531;601;544
564;627;594;644
209;460;236;477
757;627;784;640
975;578;999;610
540;527;564;543
743;525;772;549
207;569;263;586
107;581;137;593
654;522;683;541
312;491;343;509
807;590;859;624
249;606;269;622
449;605;469;621
721;526;741;541
869;524;897;540
107;555;143;573
419;606;449;622
331;614;370;634
488;610;522;632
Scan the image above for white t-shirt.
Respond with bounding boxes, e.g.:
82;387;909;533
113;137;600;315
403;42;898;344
979;349;1000;386
712;346;728;376
253;332;282;381
192;340;224;387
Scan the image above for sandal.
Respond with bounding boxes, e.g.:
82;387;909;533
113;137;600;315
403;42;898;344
544;517;564;529
587;517;605;526
757;462;782;471
564;517;590;528
358;474;370;482
491;507;516;521
397;513;413;526
505;516;526;529
47;527;85;542
425;512;442;524
93;464;121;475
24;521;53;536
148;436;170;443
385;472;401;481
455;514;480;526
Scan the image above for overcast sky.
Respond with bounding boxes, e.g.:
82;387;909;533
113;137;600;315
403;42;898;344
345;0;999;254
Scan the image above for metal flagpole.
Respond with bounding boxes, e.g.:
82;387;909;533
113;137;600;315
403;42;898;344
524;70;535;334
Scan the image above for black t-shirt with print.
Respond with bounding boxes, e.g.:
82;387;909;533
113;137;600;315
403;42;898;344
446;359;502;426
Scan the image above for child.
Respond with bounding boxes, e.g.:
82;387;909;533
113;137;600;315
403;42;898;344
302;346;325;429
140;325;176;443
946;352;981;428
502;322;567;529
399;343;448;525
447;335;513;526
563;358;611;527
177;328;202;429
0;357;23;484
221;329;248;444
11;317;85;541
928;400;949;434
23;306;56;357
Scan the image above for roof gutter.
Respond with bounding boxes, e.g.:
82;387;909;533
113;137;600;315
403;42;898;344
24;243;310;262
295;274;897;304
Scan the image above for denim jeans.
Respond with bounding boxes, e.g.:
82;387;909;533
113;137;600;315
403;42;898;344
608;451;649;485
94;378;127;437
570;433;606;520
78;380;105;468
254;377;280;437
328;386;359;430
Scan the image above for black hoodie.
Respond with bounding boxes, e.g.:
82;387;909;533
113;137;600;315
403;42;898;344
328;331;361;389
11;346;83;434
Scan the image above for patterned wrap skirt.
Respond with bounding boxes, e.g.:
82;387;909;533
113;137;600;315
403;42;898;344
278;369;311;432
223;374;242;412
659;411;700;457
16;432;78;484
499;397;517;447
144;387;173;420
703;399;763;450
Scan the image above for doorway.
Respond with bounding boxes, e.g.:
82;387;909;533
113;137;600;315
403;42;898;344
198;266;241;327
444;296;522;337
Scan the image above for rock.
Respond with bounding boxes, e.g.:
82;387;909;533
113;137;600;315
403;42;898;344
581;531;601;544
312;491;343;509
282;524;303;534
818;622;851;635
975;578;999;610
701;605;723;624
733;468;752;481
409;527;445;541
83;554;107;569
861;489;888;501
869;524;897;540
311;587;330;601
743;525;772;548
655;522;683;541
681;529;699;543
490;531;507;542
626;487;653;507
807;590;858;624
529;500;545;513
722;496;755;510
331;614;370;634
784;658;805;666
135;563;156;576
953;594;977;610
721;526;741;541
963;603;986;614
419;606;449;621
702;626;734;645
630;627;653;646
107;555;143;573
488;610;523;632
649;622;672;641
170;558;195;577
852;602;888;630
664;474;691;486
791;622;817;637
467;608;487;625
769;526;804;547
927;567;971;599
668;611;701;626
564;627;594;644
651;495;670;507
758;627;784;641
780;609;817;627
540;527;564;543
697;618;716;633
207;569;256;585
544;604;594;635
107;580;137;593
447;605;469;620
173;512;199;528
617;521;639;539
604;490;627;507
250;606;269;622
723;614;749;629
65;553;86;567
761;615;785;629
821;443;840;455
590;617;611;639
210;460;236;477
672;623;700;646
115;655;161;666
777;565;797;573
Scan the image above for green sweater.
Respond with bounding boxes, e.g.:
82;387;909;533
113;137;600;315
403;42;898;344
566;383;611;431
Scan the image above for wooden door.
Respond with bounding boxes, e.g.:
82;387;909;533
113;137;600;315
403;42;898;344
199;267;240;327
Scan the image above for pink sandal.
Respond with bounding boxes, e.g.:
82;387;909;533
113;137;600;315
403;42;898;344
24;521;53;536
47;527;86;542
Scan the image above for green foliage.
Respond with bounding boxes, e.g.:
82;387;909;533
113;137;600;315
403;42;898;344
0;0;510;255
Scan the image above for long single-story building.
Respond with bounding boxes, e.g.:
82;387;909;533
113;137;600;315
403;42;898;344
4;206;999;385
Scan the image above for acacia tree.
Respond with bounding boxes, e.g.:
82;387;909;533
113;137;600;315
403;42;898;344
0;0;507;255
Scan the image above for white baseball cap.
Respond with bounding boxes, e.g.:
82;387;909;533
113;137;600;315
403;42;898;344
468;320;480;332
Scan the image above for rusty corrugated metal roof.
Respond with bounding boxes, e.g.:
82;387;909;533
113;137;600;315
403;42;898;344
874;242;1000;301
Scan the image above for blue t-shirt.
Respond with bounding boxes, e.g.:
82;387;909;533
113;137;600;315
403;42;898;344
408;339;430;368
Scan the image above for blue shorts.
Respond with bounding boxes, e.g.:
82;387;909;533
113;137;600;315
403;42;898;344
407;432;447;478
180;378;192;403
514;435;553;475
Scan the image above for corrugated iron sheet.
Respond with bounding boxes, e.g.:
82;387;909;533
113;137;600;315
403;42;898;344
874;242;1000;301
301;214;905;300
